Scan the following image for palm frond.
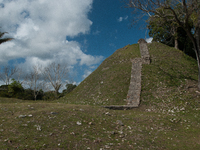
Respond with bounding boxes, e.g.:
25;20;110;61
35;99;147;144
0;38;13;44
0;32;7;38
0;32;13;44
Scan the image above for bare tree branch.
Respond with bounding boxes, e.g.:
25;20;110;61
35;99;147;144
0;65;18;85
42;63;69;99
25;65;44;100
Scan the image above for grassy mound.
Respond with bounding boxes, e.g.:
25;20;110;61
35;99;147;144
62;42;199;108
1;42;200;149
61;44;141;106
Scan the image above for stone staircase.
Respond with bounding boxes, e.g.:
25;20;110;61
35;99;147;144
126;58;142;106
126;39;150;107
104;39;150;109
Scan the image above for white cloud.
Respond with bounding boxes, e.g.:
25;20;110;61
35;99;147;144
146;37;153;43
82;70;92;79
0;0;103;77
117;16;128;22
93;30;100;35
118;17;123;22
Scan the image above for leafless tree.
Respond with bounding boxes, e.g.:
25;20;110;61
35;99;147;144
0;65;18;85
125;0;200;89
15;67;26;85
25;65;44;100
42;62;69;98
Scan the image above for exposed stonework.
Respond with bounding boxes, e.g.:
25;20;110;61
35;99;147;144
103;39;150;109
127;58;142;106
126;39;150;107
138;39;150;64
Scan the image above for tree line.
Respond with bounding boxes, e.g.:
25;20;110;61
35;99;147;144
0;63;76;100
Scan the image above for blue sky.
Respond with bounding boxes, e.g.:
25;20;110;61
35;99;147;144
74;0;149;57
0;0;151;84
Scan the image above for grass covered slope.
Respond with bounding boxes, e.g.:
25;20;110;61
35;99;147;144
141;42;199;110
62;44;141;106
63;41;199;108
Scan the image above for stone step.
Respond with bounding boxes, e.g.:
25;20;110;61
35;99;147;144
127;58;142;106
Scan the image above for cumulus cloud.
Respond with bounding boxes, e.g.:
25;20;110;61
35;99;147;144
146;37;153;43
0;0;103;77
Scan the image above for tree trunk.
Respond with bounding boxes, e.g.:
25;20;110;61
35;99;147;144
194;46;200;90
198;59;200;90
174;38;178;49
195;27;200;90
34;90;38;100
55;90;59;99
184;27;200;90
193;44;200;90
193;43;200;90
34;94;37;101
172;26;178;49
54;84;61;99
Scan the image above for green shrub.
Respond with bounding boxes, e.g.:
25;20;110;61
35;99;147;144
0;85;9;97
37;89;44;100
43;91;56;100
22;89;34;100
8;79;24;99
63;84;77;94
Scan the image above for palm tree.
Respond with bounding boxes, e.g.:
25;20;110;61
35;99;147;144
0;32;13;45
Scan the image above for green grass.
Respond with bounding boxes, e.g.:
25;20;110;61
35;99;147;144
1;98;200;149
141;42;199;109
1;42;200;149
61;44;141;106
